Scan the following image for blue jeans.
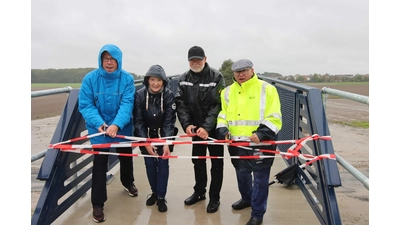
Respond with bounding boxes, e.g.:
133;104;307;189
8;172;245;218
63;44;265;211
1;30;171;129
144;155;169;198
236;166;272;218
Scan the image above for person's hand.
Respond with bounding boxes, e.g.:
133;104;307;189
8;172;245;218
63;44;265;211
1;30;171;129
196;127;209;140
185;125;196;135
98;123;108;133
105;124;119;138
161;145;170;160
216;127;230;140
249;133;261;144
145;145;158;156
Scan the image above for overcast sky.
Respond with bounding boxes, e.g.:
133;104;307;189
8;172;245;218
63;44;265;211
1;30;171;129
31;0;369;76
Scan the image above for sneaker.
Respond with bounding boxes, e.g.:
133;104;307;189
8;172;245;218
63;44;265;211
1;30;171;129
92;207;105;223
124;183;138;197
157;198;168;212
146;193;158;206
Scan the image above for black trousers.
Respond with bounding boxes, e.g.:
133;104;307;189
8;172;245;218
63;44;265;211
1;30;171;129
191;136;224;201
91;147;134;208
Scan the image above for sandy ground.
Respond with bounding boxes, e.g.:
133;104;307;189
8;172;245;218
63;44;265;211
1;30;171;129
31;97;369;224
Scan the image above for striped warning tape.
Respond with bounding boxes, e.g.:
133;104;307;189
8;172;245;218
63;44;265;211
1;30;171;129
59;148;335;162
49;134;330;150
49;133;335;164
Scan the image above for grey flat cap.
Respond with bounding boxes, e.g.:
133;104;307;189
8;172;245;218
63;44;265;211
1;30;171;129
231;59;253;72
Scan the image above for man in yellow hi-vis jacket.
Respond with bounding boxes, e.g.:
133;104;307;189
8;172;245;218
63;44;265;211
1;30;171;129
216;59;282;225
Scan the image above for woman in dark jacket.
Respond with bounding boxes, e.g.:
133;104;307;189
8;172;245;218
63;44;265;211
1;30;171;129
133;64;177;212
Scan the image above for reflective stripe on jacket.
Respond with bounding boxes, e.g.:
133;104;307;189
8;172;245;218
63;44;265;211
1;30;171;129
175;63;225;133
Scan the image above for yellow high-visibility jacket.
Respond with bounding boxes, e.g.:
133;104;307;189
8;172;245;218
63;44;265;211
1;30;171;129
217;74;282;141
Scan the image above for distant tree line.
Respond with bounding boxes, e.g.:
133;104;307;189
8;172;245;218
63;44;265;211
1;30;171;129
31;61;369;85
31;68;142;83
218;59;369;86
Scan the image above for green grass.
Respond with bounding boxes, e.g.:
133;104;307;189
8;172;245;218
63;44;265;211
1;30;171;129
336;120;369;128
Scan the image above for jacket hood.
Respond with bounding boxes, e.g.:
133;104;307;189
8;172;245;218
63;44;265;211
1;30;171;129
144;64;168;87
98;44;122;76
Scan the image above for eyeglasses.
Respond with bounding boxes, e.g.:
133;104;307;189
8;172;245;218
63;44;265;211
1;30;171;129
234;68;250;75
103;57;117;63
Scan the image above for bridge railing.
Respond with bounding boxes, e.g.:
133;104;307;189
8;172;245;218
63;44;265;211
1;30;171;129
259;77;342;225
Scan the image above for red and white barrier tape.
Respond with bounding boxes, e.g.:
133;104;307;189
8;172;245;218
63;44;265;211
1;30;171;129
48;133;335;165
58;148;335;163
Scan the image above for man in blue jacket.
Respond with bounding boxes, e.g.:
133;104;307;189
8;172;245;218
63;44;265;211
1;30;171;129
78;44;137;223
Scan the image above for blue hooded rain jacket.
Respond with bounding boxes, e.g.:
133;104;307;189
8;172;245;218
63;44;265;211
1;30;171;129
78;44;135;145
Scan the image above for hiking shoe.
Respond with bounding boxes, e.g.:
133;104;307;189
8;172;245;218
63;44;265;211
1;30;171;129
157;198;168;212
92;207;105;223
146;193;158;206
124;183;138;197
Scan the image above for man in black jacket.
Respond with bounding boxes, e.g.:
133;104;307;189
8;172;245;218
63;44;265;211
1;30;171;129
175;46;226;213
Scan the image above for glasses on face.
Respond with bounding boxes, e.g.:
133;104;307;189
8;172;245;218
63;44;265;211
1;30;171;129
103;57;117;63
234;68;250;75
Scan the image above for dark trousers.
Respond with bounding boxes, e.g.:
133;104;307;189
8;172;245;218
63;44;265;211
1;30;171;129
91;147;134;208
144;153;169;198
191;136;224;200
228;146;273;219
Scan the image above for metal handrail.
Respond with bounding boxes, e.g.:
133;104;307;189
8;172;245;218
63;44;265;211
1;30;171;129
336;153;369;190
321;86;369;190
31;86;73;98
322;87;369;105
31;86;73;162
31;150;47;162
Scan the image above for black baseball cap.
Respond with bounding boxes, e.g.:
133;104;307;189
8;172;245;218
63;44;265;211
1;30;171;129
188;46;205;60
